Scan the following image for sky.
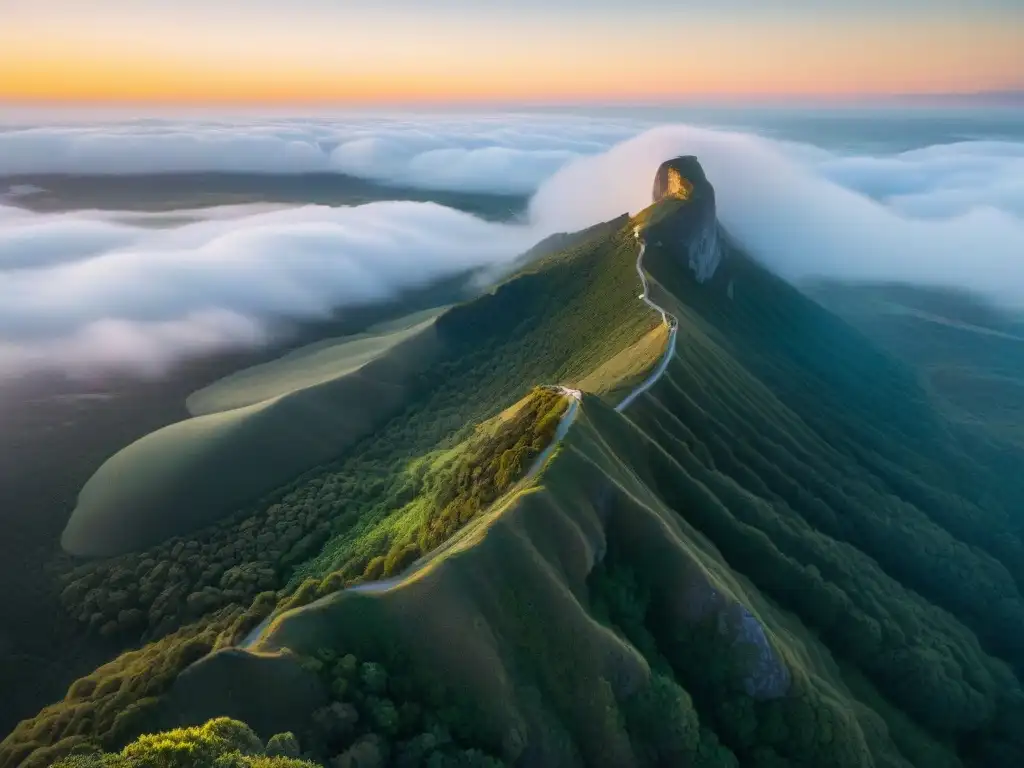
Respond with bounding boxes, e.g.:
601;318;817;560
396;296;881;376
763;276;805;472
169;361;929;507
1;0;1022;104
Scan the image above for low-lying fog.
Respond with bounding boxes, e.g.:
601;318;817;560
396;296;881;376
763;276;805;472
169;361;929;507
2;110;1023;378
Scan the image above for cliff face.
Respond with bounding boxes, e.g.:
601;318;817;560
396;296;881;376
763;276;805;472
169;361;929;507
652;165;694;201
651;156;707;203
649;156;723;284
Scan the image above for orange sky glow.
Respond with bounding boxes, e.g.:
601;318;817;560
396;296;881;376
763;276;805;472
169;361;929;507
1;5;1021;104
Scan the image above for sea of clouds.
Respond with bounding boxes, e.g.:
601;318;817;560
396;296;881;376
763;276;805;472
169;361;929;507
0;201;537;378
0;114;642;194
531;126;1024;295
2;113;1023;379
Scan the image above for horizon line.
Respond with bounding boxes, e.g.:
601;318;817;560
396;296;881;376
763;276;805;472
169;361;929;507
2;89;1022;112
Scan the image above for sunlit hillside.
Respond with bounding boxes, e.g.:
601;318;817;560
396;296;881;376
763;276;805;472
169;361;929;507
5;158;1024;768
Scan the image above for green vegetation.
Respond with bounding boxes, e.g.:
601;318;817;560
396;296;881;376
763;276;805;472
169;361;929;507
420;387;567;553
301;648;505;767
14;166;1024;767
624;228;1024;765
0;610;254;768
49;717;317;768
55;386;572;649
811;281;1024;448
56;219;655;642
60;311;444;558
186;309;443;417
232;392;929;767
272;385;570;618
16;216;656;766
239;196;1024;765
40;651;508;768
298;385;570;587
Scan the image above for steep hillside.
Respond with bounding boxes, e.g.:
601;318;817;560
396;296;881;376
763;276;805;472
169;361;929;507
810;282;1024;450
61;311;446;557
7;157;1024;768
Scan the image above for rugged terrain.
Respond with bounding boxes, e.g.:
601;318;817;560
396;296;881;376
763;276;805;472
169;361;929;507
5;157;1024;767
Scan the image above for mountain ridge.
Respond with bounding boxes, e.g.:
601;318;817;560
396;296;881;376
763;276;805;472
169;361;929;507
6;158;1024;768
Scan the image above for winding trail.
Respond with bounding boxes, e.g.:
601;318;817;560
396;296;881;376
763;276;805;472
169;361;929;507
523;386;582;481
240;612;274;648
240;227;675;649
616;228;679;412
239;388;585;647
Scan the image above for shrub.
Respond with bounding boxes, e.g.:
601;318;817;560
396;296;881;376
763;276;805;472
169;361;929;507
50;717;319;768
122;717;263;765
363;557;386;582
266;732;301;759
382;543;420;577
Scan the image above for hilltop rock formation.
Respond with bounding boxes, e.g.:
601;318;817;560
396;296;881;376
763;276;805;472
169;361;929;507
650;156;723;284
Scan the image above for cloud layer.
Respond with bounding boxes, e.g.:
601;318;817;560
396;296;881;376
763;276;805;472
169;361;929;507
3;114;1024;379
0;202;536;379
816;141;1024;219
4;112;1022;216
532;125;1024;305
0;115;641;194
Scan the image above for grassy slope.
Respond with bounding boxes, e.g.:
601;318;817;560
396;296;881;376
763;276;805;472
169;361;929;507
186;309;443;416
0;274;474;740
224;394;924;768
177;208;1024;767
15;188;1024;767
61;214;655;560
810;282;1024;449
53;210;658;627
61;317;444;556
6;213;663;766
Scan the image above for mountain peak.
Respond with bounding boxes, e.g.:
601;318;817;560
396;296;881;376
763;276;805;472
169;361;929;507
652;155;711;204
648;156;723;284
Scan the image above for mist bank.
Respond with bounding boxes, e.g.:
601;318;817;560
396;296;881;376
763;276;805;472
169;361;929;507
3;119;1023;379
533;126;1024;307
0;115;640;194
0;202;536;379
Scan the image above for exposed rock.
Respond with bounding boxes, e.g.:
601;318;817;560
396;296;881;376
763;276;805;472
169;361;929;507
652;164;694;201
718;604;792;699
650;156;724;284
687;220;722;284
652;156;708;203
676;562;790;700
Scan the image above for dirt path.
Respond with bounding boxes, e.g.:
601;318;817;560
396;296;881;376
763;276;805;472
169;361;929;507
241;230;676;648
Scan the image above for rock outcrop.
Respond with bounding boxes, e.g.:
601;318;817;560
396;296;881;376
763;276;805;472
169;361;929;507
650;156;724;284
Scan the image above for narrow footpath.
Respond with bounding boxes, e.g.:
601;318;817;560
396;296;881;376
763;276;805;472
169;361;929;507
616;227;679;412
241;227;676;648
